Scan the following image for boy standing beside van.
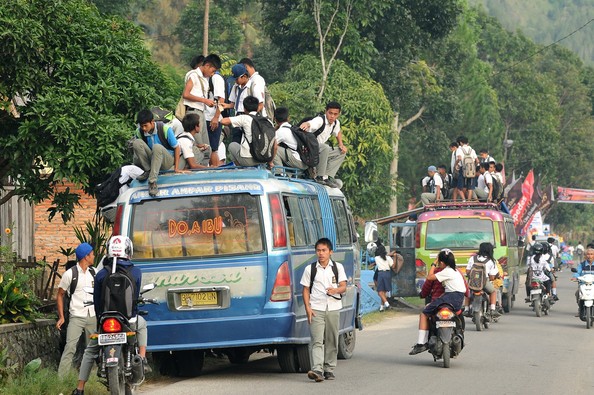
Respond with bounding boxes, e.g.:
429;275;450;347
300;238;347;382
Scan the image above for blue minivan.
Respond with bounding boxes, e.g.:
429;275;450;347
110;167;361;376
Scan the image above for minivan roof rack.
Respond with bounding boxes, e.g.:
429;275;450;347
423;201;500;211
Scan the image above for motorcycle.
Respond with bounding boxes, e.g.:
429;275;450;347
86;283;158;395
469;290;493;331
572;269;594;329
427;303;465;368
527;276;551;317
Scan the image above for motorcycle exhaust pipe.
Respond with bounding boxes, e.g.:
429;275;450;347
130;354;144;385
452;334;463;355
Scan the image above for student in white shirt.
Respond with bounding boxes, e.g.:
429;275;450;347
272;107;307;170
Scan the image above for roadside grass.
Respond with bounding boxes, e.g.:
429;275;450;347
1;368;108;395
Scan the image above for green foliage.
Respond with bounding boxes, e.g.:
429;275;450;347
271;55;394;217
0;270;41;324
0;347;18;385
73;215;111;266
1;367;108;394
0;0;178;222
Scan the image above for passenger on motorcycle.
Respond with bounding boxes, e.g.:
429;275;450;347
462;242;501;318
541;242;559;301
571;247;594;302
525;242;553;302
71;236;150;395
409;249;466;355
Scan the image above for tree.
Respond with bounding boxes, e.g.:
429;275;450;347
0;0;177;222
270;55;394;218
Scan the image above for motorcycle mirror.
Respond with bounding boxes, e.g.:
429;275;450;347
142;283;156;291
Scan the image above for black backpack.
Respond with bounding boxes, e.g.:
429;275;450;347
298;113;335;138
308;261;342;300
491;175;504;201
279;126;320;168
101;262;137;319
248;114;276;162
95;167;132;208
61;266;96;327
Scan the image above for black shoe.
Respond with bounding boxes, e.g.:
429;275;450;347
326;176;342;189
553;294;559;301
143;357;152;374
148;181;158;197
324;372;335;380
136;170;150;181
490;309;501;319
71;390;84;395
314;176;329;186
307;370;324;382
409;343;428;355
463;309;472;318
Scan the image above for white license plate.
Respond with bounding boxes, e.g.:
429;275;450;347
436;321;455;328
530;289;542;295
98;332;127;346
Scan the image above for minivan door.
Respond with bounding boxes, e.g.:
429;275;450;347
388;222;417;297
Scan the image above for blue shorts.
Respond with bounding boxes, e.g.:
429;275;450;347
207;123;222;151
422;292;464;315
376;271;392;292
456;168;474;190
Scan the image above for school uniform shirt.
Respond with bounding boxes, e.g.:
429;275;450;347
103;165;144;208
229;80;252;114
177;131;197;160
229;111;276;158
300;260;347;312
247;72;267;118
477;172;493;194
422;173;443;193
276;122;301;161
205;73;225;122
58;264;96;318
142;124;179;156
466;255;499;277
455;145;477;171
306;115;341;145
450;150;457;172
435;266;466;293
375;255;394;271
183;68;208;111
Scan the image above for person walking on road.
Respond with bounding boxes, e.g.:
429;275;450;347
300;238;347;382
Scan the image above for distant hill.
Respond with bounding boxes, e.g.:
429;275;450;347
470;0;594;65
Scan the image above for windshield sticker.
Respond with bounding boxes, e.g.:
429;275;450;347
168;217;223;237
130;182;263;201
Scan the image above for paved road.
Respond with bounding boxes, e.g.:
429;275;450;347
139;269;594;395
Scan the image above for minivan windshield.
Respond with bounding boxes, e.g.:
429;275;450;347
425;218;495;250
130;194;264;259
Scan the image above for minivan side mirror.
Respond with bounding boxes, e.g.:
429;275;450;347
364;222;378;243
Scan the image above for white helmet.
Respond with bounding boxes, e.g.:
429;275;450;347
107;235;133;260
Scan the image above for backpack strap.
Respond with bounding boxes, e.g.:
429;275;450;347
68;265;96;296
308;261;342;299
156;122;174;151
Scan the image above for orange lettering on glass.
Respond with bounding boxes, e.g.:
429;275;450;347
168;216;224;238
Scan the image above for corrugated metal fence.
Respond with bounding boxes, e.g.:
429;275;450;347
0;186;34;259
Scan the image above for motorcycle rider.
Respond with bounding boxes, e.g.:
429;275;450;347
525;242;553;303
72;236;150;395
541;242;559;301
571;247;594;303
462;242;501;319
409;249;466;355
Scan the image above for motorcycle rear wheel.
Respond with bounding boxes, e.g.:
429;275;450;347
474;311;482;331
442;341;450;368
108;365;125;395
534;298;542;317
586;307;591;329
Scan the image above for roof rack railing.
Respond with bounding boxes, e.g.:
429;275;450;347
423;201;499;211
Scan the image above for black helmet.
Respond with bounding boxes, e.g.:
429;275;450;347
541;242;550;254
532;242;544;254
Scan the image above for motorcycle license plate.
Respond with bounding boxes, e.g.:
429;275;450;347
98;332;127;346
530;289;542;295
436;321;455;328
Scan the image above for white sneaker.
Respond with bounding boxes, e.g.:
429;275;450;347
379;305;385;312
384;301;390;308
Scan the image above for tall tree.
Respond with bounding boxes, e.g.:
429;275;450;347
0;0;177;221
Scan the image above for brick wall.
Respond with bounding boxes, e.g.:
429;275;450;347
34;182;97;266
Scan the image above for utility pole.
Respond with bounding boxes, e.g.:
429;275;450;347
203;0;210;56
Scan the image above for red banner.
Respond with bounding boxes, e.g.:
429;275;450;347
557;187;594;204
510;170;534;233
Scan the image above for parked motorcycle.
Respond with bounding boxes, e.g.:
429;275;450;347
571;268;594;329
469;290;492;331
427;303;465;368
87;283;158;395
527;277;551;317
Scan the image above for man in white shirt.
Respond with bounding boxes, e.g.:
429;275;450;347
300;238;347;382
272;107;307;170
475;162;493;202
56;243;96;377
454;136;478;201
421;166;443;205
205;70;225;166
220;95;276;167
299;102;347;188
177;113;210;170
183;54;221;142
240;58;268;119
223;63;251;144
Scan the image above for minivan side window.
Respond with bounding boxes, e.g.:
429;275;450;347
331;199;352;246
283;195;322;247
